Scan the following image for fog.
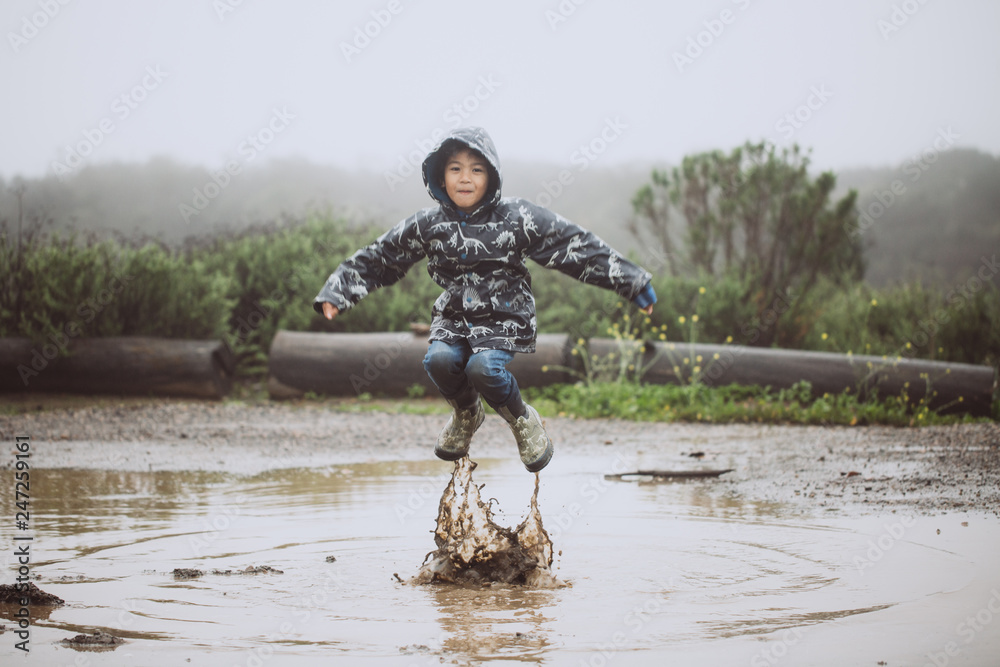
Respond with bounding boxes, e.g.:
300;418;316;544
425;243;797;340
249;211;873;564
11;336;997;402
3;0;999;182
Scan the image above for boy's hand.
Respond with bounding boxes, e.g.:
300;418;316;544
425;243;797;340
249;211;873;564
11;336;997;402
640;305;653;315
322;302;339;320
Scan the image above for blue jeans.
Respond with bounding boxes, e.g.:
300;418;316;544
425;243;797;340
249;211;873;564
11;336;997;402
423;340;520;411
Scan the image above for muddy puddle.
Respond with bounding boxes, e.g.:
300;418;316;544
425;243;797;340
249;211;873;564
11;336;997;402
3;455;999;665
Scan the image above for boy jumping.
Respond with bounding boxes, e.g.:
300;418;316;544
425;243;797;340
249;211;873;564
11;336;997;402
314;127;656;472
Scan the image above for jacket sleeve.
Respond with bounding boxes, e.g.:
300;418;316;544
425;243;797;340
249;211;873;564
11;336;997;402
517;199;653;303
313;214;425;314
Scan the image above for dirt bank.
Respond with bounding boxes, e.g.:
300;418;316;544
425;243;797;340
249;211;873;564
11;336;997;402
2;398;998;516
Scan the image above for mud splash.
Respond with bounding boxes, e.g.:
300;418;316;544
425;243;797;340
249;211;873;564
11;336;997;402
413;458;561;587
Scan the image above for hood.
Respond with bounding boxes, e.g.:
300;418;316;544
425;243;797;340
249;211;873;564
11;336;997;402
421;126;502;216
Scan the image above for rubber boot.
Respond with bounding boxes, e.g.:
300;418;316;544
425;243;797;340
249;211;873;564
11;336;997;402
434;396;485;461
498;402;553;472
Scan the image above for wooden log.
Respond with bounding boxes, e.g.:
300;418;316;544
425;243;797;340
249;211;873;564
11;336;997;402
587;338;994;417
0;337;234;399
267;331;576;399
605;469;734;481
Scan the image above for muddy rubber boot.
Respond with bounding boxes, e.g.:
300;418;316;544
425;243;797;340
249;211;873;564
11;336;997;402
498;403;553;472
434;398;485;461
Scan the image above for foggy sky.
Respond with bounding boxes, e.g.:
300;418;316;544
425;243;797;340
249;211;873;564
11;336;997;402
3;0;999;182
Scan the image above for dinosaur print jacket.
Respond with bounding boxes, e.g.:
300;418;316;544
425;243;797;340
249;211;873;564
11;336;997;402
314;126;654;353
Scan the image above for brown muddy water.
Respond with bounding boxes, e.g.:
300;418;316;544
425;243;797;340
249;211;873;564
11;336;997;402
3;454;1000;666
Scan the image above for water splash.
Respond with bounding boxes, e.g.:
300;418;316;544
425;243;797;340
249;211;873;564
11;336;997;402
413;458;561;587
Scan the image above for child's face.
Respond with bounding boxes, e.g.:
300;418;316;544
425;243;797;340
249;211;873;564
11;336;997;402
442;148;490;213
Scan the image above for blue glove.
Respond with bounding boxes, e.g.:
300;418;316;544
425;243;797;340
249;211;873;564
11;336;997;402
633;282;657;309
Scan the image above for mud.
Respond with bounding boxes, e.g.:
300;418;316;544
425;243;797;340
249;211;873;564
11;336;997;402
60;630;125;649
412;457;559;587
0;582;65;606
171;565;284;579
1;399;999;665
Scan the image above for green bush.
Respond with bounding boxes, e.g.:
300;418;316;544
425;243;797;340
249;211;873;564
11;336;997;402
3;214;997;387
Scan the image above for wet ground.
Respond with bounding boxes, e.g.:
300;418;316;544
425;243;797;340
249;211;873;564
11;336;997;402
1;400;999;665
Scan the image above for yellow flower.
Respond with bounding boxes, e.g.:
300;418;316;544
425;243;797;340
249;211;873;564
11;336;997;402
725;335;733;343
577;338;585;346
658;333;666;340
571;349;578;356
693;366;701;373
906;342;912;349
871;299;877;306
696;355;703;363
683;358;690;364
821;332;828;340
607;327;614;335
692;314;699;323
542;365;549;372
713;353;720;360
644;317;652;325
699;286;706;294
678;316;686;324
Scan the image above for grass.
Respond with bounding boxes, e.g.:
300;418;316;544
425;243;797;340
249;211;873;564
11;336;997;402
522;381;991;427
3;380;992;426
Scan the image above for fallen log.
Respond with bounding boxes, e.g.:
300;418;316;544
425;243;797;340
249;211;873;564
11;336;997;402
267;330;576;399
0;337;234;399
605;469;733;481
587;339;994;417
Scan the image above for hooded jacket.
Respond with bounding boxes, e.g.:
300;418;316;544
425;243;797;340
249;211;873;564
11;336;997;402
314;127;654;353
